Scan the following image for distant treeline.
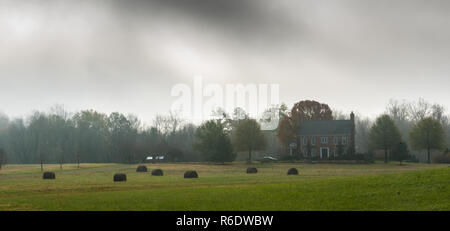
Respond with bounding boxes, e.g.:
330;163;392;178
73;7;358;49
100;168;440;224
0;106;199;164
0;106;281;164
350;99;450;155
0;98;449;164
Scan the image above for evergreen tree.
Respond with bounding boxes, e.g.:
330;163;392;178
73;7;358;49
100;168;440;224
391;142;409;165
194;120;236;163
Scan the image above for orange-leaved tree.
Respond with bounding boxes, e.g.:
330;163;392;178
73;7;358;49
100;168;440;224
276;100;333;155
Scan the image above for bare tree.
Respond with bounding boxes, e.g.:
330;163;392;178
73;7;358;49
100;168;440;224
153;111;184;135
168;111;184;134
332;109;349;120
211;107;231;127
430;104;449;127
127;114;142;132
355;115;372;153
49;104;71;121
211;107;248;132
386;99;410;121
408;98;432;122
385;99;413;143
153;115;170;135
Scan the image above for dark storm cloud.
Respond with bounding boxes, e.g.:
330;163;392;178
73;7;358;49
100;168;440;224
111;0;297;37
106;0;304;57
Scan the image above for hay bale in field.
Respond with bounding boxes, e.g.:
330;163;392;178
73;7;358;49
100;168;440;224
43;172;55;179
151;169;163;176
136;165;148;172
114;173;127;182
184;170;198;178
287;168;299;175
246;167;258;174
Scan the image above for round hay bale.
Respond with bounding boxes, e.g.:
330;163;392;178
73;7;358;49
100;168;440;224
114;173;127;182
184;170;198;178
246;167;258;174
151;169;164;176
287;168;299;175
43;172;55;180
136;165;148;172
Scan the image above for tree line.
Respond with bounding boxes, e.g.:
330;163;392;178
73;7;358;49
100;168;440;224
0;98;449;166
370;114;446;164
0;106;198;165
0;105;271;166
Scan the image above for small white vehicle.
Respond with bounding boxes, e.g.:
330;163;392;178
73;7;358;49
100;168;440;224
261;156;278;163
144;155;165;163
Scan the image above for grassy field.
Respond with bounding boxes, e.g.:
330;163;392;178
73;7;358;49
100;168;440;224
0;162;448;211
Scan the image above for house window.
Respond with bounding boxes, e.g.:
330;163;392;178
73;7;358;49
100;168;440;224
321;137;328;144
311;136;315;145
342;137;347;145
334;149;338;157
334;137;339;145
311;149;316;157
303;136;307;145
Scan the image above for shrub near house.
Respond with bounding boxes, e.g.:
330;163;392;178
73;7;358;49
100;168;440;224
433;153;450;163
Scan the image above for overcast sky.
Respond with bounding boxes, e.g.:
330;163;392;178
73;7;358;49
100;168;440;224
1;0;449;124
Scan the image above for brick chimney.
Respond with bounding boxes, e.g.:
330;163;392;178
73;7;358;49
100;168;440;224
350;111;356;155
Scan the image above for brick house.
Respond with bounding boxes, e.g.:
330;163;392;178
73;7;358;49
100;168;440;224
297;112;356;159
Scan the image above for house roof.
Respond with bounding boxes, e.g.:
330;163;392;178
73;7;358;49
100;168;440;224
298;120;352;136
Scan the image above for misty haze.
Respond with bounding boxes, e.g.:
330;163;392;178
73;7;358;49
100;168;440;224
0;0;448;214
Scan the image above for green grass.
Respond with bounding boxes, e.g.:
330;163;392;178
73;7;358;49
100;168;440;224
0;162;448;211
